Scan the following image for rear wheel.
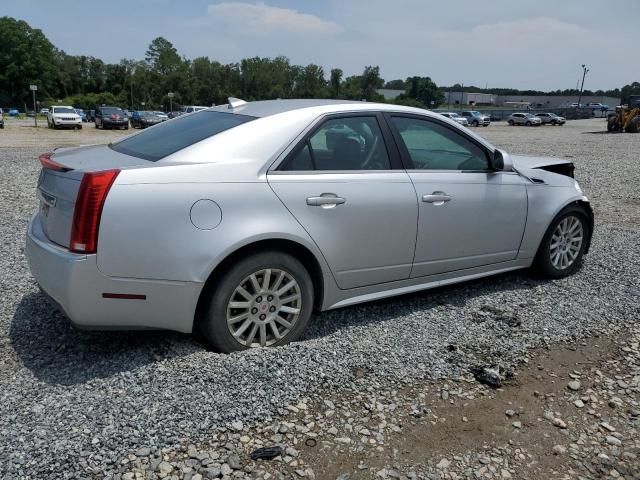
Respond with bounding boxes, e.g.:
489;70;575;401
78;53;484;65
200;251;314;353
626;116;640;133
525;121;531;126
533;206;590;278
508;119;514;126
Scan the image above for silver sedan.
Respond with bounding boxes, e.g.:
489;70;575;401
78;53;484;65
26;99;594;352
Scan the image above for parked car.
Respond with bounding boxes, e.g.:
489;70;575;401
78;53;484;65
75;108;88;122
130;110;165;128
0;108;4;129
508;113;542;126
94;106;129;130
439;112;469;126
460;110;490;127
40;108;50;115
536;113;566;125
8;108;20;117
86;110;95;122
46;105;82;129
26;99;593;353
153;111;169;119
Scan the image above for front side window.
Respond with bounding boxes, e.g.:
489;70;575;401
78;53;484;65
284;116;391;171
390;116;489;171
111;110;255;161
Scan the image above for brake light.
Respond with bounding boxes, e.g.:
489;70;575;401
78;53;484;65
39;152;71;172
70;170;120;254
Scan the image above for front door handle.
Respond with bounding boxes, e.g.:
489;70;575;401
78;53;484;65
306;194;346;207
422;192;452;205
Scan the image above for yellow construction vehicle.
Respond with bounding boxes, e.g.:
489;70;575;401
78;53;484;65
607;95;640;132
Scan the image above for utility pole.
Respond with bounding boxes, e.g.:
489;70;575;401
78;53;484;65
577;64;589;107
30;84;38;127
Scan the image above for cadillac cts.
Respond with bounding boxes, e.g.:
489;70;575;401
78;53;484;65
26;99;593;353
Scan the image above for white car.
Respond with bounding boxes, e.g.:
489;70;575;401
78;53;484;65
440;112;469;126
27;99;593;353
46;106;82;130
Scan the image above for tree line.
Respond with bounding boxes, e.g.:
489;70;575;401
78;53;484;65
1;16;637;113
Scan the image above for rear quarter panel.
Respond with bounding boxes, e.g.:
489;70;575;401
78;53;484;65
97;171;328;284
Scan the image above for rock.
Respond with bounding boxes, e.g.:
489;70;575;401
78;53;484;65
441;390;449;400
573;399;585;408
239;435;251;443
512;421;522;429
231;420;243;432
505;409;515;417
568;380;581;391
606;436;622;446
336;474;350;480
436;458;451;470
228;454;241;470
470;366;505;388
135;447;151;457
501;469;512;479
221;463;233;475
553;445;567;455
158;461;173;476
600;422;616;432
552;418;567;429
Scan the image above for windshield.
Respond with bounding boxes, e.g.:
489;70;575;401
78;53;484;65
111;110;255;161
102;107;124;115
54;107;76;114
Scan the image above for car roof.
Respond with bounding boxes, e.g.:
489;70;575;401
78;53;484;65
210;98;437;119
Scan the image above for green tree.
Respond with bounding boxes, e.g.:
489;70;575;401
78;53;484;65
402;76;444;107
360;66;384;101
384;79;406;90
294;64;327;98
0;16;58;105
145;37;182;75
329;68;343;98
620;82;640;105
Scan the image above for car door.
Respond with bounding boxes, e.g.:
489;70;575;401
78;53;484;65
268;113;418;290
384;113;527;278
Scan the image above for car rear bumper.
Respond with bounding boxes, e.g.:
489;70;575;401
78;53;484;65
25;213;202;333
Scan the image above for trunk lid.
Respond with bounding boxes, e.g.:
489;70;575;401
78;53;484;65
37;145;151;248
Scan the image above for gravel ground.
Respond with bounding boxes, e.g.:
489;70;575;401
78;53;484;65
0;118;638;479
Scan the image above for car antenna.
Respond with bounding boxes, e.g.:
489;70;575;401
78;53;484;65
228;97;247;110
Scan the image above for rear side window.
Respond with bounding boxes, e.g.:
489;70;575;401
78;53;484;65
111;111;255;161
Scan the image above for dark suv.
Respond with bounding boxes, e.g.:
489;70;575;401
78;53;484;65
94;106;129;130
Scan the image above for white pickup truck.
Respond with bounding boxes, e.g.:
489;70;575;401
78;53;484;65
46;106;82;130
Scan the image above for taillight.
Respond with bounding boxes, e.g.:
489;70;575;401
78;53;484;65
39;152;71;172
70;170;120;254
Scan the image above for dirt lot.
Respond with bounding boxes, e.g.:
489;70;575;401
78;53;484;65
0;117;638;480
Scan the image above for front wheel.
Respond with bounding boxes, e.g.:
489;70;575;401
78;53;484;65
508;120;514;126
200;251;314;353
533;206;590;278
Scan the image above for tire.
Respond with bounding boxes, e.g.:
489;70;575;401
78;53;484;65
95;122;99;129
508;120;514;126
533;205;590;279
551;121;557;126
525;121;531;126
626;116;640;133
200;251;314;353
472;120;479;127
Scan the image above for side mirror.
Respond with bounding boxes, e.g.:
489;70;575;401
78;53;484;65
492;149;513;171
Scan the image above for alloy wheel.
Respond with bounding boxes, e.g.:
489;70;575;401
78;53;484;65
226;268;302;347
549;215;584;270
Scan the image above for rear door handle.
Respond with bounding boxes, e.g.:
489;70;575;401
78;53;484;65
422;192;452;205
306;195;346;207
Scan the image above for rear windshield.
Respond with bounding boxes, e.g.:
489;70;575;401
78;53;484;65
111;110;255;161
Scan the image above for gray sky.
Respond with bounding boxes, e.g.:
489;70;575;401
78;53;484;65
4;0;639;90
